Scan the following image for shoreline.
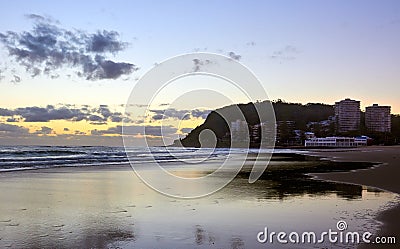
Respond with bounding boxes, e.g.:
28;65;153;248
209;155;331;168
302;146;400;248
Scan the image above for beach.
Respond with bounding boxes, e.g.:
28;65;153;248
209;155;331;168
307;146;400;248
0;147;398;248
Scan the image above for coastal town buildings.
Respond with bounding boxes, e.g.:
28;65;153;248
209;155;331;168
227;99;392;148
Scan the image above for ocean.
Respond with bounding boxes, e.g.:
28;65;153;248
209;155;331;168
0;146;237;172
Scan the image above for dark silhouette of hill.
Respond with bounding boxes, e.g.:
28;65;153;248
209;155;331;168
173;100;334;147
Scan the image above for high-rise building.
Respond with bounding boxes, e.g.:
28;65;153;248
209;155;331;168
365;104;391;133
230;119;248;143
335;98;361;133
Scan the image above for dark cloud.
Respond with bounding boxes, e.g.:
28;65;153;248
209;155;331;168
88;114;105;122
92;55;135;80
0;14;138;80
151;108;190;120
0;108;14;116
34;126;53;135
94;105;123;123
0;123;29;135
110;116;123;122
86;30;127;53
14;106;85;122
150;108;210;121
228;52;241;60
6;117;19;122
152;114;164;120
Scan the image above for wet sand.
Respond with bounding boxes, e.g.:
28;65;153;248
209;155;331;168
307;146;400;248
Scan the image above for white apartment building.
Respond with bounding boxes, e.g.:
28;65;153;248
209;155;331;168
365;104;391;133
230;120;248;142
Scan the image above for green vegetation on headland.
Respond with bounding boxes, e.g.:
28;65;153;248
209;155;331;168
173;100;400;147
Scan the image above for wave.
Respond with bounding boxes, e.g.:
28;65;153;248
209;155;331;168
0;146;232;172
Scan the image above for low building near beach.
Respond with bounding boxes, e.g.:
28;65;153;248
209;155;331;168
305;136;368;147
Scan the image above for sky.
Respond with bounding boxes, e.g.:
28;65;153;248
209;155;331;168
0;0;399;146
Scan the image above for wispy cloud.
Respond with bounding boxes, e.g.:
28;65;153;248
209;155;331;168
192;58;212;72
0;14;138;81
11;75;21;83
270;45;301;60
246;41;256;46
227;51;241;60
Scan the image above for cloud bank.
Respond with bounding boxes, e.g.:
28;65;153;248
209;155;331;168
150;108;211;121
0;104;124;124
